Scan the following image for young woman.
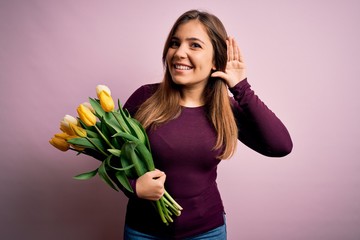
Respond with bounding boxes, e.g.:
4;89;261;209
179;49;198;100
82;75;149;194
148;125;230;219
122;9;292;240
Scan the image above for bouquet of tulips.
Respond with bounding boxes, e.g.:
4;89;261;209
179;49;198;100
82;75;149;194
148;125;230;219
49;85;182;225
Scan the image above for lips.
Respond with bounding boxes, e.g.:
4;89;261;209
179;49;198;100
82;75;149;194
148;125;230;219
173;63;193;70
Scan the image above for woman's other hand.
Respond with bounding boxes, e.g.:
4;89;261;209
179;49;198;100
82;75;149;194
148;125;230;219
211;36;247;87
136;169;166;201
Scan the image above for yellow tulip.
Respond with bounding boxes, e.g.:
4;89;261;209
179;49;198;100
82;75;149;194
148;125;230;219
77;104;97;126
99;90;114;112
69;123;87;138
82;102;95;113
55;132;70;139
65;134;78;141
49;136;70;151
96;85;111;98
60;115;78;135
55;132;85;151
71;145;85;151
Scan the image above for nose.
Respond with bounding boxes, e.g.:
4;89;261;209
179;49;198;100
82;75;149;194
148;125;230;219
173;44;187;59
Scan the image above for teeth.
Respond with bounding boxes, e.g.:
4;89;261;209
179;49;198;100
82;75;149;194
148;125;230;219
175;64;191;70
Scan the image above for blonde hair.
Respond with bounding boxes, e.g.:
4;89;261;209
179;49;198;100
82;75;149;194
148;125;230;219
135;10;238;159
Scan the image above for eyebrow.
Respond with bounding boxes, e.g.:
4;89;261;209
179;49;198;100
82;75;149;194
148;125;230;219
171;36;206;45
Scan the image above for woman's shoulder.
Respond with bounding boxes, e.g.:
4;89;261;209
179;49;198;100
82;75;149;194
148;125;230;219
124;83;160;116
136;83;160;95
129;83;160;102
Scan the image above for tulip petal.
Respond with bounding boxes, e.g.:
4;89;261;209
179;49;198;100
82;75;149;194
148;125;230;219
99;91;114;112
77;104;97;127
96;85;111;97
70;123;87;137
82;102;95;113
49;136;70;151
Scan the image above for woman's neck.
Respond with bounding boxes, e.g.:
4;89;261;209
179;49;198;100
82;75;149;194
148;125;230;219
179;85;205;107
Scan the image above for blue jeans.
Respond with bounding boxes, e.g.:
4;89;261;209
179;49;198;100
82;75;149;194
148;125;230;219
124;216;227;240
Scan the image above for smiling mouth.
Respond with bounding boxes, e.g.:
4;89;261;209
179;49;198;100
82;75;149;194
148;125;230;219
174;64;193;70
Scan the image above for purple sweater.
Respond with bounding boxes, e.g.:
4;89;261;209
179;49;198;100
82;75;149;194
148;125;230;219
123;79;292;239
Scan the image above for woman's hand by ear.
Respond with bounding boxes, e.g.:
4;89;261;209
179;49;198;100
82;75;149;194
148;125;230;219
211;37;247;88
136;169;166;201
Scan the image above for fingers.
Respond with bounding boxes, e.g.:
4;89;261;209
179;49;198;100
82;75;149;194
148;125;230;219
227;36;243;62
148;169;165;179
151;169;166;184
232;38;240;61
211;70;227;80
136;170;166;200
227;38;233;61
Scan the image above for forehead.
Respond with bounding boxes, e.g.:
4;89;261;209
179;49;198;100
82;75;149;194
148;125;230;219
173;20;211;42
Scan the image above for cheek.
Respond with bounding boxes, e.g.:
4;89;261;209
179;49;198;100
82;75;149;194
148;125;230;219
166;48;175;58
198;55;215;71
165;49;172;65
202;50;215;68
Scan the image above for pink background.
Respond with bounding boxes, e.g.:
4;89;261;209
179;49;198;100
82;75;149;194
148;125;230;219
1;0;359;239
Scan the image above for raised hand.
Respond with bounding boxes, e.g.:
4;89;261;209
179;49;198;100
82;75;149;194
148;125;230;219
211;36;247;87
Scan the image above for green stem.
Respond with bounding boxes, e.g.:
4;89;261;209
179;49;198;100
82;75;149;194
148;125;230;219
111;111;130;134
155;200;167;225
164;190;183;211
86;137;109;157
162;196;181;216
159;198;171;223
94;125;116;149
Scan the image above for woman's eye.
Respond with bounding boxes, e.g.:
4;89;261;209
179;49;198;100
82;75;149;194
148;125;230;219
191;43;202;48
169;41;179;48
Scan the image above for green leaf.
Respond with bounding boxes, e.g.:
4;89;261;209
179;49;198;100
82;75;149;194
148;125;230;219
103;112;123;133
125;141;148;176
104;156;135;192
135;143;155;171
111;111;131;134
107;160;135;171
67;137;93;149
126;117;146;144
111;136;123;150
85;129;100;138
117;101;150;149
89;97;105;119
134;119;151;149
113;131;139;142
108;148;121;157
120;143;137;178
98;155;119;191
122;106;131;118
117;99;123;113
73;168;98;180
68;137;105;151
115;171;134;193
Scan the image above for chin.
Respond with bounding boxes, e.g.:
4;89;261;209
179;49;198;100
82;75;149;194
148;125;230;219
170;76;188;85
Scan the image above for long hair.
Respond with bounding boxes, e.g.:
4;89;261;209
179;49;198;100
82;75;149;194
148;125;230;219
135;9;238;159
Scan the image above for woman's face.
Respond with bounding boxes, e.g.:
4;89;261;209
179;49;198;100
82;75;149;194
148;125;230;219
166;20;215;89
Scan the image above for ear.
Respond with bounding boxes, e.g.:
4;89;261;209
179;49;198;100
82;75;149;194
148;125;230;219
211;63;217;71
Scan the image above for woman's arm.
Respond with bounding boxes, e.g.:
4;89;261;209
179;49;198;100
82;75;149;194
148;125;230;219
230;79;293;157
212;37;292;157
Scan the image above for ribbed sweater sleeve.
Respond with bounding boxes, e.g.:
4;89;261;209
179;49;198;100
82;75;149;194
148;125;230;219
229;79;293;157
